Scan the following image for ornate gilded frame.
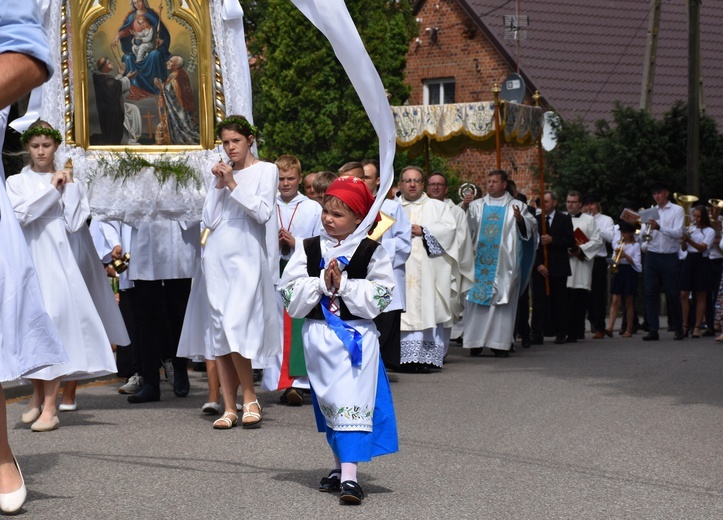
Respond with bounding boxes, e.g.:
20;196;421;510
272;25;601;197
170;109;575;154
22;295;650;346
67;0;219;151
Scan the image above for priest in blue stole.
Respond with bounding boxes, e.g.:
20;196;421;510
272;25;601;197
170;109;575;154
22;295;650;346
463;170;537;356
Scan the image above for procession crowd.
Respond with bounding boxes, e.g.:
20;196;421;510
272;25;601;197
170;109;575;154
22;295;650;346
3;2;723;514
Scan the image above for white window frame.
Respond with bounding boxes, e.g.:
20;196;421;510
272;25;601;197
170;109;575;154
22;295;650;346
423;78;456;105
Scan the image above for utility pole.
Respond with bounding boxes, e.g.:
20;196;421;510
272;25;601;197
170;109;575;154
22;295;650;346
640;0;661;112
687;0;700;196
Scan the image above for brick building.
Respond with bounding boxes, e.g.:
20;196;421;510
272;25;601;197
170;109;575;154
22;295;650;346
403;0;723;199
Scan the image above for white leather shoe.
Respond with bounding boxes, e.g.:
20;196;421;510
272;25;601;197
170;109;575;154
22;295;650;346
0;457;27;514
58;402;77;412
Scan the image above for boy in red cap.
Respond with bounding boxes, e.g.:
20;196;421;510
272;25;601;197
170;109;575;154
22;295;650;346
279;176;398;505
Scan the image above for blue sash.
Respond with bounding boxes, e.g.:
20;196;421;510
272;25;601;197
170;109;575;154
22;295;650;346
467;204;506;306
319;257;363;367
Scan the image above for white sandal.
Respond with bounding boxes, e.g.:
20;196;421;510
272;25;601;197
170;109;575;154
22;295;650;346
212;411;238;429
241;400;262;428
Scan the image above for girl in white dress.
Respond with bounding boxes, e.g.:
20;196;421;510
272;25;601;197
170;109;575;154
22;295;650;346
279;176;397;505
6;121;117;432
180;115;280;429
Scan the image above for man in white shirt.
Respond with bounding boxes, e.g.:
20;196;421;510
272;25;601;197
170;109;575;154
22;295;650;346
642;181;685;341
583;194;615;339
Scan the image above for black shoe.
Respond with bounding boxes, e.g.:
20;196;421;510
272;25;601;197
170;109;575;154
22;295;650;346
521;337;531;348
127;384;160;403
470;347;483;357
554;336;566;344
319;470;341;492
702;328;715;337
252;369;263;383
565;337;577;343
642;332;659;341
530;334;543;345
281;387;304;406
173;368;190;397
339;480;364;505
491;349;510;358
673;330;685;341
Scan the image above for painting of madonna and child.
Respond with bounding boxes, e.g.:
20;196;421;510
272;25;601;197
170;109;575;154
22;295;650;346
87;0;201;147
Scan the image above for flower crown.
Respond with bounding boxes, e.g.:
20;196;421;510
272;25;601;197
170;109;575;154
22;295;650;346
215;117;258;138
20;126;63;147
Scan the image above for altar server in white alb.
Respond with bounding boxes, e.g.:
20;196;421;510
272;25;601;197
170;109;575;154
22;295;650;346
564;191;602;342
280;176;397;505
179;115;280;428
6;120;117;432
463;170;536;357
262;154;321;402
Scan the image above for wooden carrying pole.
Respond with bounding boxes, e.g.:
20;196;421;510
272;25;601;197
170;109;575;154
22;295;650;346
493;83;502;169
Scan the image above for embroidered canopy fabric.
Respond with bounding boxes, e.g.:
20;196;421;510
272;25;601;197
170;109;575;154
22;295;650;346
391;101;544;158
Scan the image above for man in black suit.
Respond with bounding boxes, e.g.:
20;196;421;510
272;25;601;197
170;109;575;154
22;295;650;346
531;191;575;344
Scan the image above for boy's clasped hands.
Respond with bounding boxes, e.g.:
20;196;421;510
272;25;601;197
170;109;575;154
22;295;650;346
324;258;343;292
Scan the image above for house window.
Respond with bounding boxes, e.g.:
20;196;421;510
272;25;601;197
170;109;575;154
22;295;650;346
423;78;455;105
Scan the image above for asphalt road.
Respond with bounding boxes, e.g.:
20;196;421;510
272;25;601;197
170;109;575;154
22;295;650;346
4;330;723;519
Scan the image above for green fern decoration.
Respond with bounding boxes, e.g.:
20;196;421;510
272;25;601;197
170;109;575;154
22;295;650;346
94;150;202;191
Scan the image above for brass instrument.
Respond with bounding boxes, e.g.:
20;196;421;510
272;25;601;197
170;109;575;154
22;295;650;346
111;252;130;274
674;193;699;227
638;207;653;242
609;238;625;274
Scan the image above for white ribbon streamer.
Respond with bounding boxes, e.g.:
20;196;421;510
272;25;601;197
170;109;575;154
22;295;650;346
222;0;244;20
290;0;396;261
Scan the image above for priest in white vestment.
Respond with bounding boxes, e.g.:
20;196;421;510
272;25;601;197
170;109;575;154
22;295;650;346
463;170;536;356
426;172;475;344
397;166;459;370
564;191;602;342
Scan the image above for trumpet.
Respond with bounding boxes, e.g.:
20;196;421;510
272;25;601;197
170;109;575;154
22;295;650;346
111;252;131;274
638;207;653;242
609;239;625;274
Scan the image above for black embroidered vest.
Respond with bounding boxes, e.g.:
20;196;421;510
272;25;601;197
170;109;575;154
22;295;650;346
303;236;379;320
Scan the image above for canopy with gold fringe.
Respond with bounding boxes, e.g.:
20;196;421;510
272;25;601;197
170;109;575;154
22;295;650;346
391;101;544;158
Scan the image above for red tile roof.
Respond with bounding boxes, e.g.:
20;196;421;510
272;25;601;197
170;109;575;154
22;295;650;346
452;0;723;127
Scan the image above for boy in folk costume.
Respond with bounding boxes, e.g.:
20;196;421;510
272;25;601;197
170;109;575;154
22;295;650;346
279;176;398;504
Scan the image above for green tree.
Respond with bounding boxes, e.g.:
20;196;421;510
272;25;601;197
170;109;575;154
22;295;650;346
248;0;416;171
546;102;723;218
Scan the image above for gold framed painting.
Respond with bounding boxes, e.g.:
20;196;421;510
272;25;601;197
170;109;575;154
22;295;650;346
69;0;216;151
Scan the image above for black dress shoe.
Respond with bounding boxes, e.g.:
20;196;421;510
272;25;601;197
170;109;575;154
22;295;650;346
470;347;483;357
642;332;659;341
491;349;510;358
554;336;566;344
673;330;685;340
530;335;543;345
521;337;531;348
127;384;160;403
319;470;341;492
173;368;190;397
339;480;364;505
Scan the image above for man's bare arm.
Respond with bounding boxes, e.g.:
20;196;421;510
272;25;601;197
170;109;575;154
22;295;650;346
0;52;48;109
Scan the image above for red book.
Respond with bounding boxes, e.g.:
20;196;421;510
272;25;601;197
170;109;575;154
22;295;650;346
574;227;589;245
